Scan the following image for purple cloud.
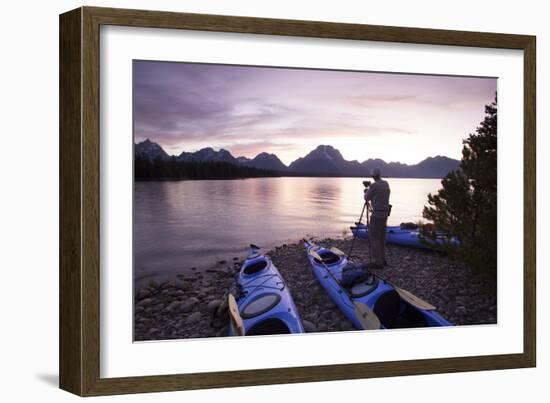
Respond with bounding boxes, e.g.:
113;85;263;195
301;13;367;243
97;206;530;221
133;61;497;165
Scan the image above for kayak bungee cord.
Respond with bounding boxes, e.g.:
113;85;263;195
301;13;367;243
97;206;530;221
310;250;380;330
239;273;285;300
305;240;380;330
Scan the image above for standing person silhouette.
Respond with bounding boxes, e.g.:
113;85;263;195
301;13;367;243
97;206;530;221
364;168;391;268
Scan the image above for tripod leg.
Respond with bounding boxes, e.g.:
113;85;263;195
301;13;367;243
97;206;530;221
366;206;371;264
348;202;367;257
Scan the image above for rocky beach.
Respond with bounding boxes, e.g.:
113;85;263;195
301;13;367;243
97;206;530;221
134;237;497;341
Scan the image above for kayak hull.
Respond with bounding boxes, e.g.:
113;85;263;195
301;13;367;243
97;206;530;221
229;251;304;336
351;224;459;250
304;241;452;330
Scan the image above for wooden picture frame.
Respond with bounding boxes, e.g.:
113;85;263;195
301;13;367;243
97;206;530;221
59;6;536;396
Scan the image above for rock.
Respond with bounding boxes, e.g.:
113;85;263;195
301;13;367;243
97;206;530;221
207;299;222;313
160;281;176;290
185;312;202;324
133;238;496;340
302;320;317;333
306;280;318;288
178;281;193;291
218;260;227;265
148;280;159;289
165;301;180;313
340;321;355;331
180;297;199;313
137;298;153;307
455;306;467;316
136;289;152;300
199;287;215;298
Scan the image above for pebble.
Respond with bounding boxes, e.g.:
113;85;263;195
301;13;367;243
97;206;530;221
185;312;202;324
180;297;199;313
180;281;193;291
136;289;152;300
136;298;153;307
207;299;222;313
164;301;180;313
455;306;467;316
134;238;496;341
302;320;317;333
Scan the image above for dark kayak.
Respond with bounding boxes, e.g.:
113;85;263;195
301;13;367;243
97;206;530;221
229;245;304;336
304;240;452;330
351;224;460;250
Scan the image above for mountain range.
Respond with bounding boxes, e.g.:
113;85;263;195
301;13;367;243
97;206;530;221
135;139;460;178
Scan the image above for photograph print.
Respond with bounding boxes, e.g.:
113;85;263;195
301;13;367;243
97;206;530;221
133;60;497;341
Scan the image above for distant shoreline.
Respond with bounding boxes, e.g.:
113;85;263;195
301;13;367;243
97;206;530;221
135;141;460;181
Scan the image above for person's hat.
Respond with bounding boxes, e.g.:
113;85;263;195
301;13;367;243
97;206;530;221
371;168;381;177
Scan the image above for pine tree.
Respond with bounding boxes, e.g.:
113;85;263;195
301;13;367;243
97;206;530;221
422;96;497;271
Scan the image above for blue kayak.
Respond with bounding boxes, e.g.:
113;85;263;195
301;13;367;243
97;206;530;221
229;246;304;336
351;224;459;250
304;240;452;330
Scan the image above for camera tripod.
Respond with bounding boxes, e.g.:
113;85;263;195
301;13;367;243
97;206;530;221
348;201;392;266
347;201;370;260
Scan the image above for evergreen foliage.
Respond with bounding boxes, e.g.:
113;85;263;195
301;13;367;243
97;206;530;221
134;155;282;180
423;97;497;271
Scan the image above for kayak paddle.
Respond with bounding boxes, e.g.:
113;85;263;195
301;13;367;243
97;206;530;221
309;249;380;330
228;293;245;336
329;246;436;311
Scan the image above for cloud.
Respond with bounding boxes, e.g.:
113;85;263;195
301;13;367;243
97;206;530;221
133;61;496;163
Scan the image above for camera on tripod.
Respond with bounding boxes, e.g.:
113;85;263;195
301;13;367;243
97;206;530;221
362;180;371;191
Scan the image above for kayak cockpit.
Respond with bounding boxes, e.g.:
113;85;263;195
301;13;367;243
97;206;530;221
312;250;342;265
373;290;428;329
243;259;268;275
246;318;291;335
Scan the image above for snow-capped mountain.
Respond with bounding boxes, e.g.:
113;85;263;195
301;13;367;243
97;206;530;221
134;139;170;162
134;140;459;178
236;156;251;164
243;152;288;171
288;145;363;175
178;147;238;164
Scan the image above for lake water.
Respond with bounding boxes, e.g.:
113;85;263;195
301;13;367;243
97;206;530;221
134;177;443;283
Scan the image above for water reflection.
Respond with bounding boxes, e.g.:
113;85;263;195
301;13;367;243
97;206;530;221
134;177;442;284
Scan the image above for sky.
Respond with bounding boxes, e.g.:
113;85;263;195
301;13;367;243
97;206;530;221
133;61;497;165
